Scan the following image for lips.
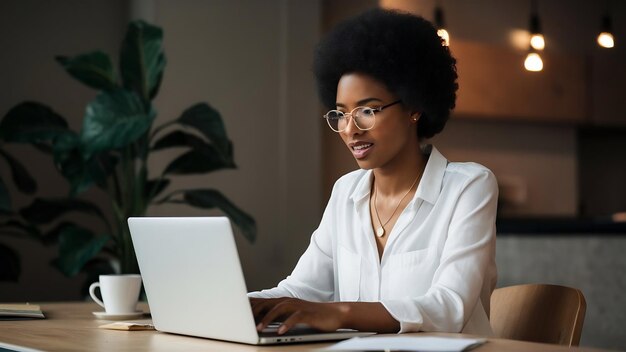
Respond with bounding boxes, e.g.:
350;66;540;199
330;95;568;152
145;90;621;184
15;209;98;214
349;141;374;159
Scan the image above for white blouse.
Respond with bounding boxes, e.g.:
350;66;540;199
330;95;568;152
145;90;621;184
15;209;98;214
248;145;498;335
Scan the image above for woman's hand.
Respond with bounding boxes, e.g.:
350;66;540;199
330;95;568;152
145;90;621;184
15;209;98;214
250;297;347;334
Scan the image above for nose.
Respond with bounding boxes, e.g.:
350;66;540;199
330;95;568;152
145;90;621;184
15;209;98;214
342;114;363;137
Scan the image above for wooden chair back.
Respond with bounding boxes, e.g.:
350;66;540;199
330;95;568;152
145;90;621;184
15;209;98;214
490;283;586;346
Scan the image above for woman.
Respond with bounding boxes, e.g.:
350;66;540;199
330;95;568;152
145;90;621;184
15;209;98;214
249;8;498;336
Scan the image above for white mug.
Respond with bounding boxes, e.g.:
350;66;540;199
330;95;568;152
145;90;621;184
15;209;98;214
89;274;142;314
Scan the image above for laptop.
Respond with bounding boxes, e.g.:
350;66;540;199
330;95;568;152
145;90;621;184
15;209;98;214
128;216;375;345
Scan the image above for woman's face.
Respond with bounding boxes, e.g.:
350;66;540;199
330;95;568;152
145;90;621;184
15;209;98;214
335;73;419;170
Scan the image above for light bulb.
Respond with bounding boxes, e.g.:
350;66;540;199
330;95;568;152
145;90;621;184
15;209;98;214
437;28;450;46
524;52;543;72
530;33;545;50
597;32;615;48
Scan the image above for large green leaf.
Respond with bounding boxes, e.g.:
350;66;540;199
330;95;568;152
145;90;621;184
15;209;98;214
144;178;170;202
40;221;79;246
0;243;20;282
53;133;91;194
19;197;107;226
53;133;117;195
0;176;9;212
177;103;233;160
0;102;70;143
120;20;166;100
152;130;207;151
51;225;110;277
0;149;37;194
152;130;235;172
0;220;41;240
172;189;256;243
56;51;117;91
81;89;155;158
163;145;236;175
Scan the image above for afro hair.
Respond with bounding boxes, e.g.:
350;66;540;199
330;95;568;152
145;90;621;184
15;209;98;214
313;8;458;139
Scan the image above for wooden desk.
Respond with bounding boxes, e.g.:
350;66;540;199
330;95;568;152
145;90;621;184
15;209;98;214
0;302;608;351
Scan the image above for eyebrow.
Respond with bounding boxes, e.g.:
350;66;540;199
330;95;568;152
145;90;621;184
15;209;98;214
336;97;383;108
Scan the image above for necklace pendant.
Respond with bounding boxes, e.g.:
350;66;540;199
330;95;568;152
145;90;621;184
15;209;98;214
376;226;385;237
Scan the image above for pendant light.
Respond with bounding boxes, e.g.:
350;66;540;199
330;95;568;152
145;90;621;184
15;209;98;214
529;9;545;50
525;0;543;72
524;51;543;71
597;3;615;48
434;2;450;46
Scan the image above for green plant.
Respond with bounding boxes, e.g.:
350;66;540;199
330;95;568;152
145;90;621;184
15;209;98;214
0;147;39;282
0;20;256;288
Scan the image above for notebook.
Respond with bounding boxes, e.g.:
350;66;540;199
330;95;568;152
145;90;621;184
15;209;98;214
0;304;45;320
128;216;374;345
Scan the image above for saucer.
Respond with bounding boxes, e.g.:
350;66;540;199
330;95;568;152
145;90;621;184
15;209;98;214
92;311;145;320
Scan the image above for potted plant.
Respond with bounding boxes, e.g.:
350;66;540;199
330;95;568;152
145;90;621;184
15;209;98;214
0;20;256;290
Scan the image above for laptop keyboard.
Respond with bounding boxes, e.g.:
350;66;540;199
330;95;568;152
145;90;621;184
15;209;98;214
259;323;323;337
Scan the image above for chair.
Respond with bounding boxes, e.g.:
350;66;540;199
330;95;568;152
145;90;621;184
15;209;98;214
490;283;586;346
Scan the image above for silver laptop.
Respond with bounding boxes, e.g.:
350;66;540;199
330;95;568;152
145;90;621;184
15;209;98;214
128;216;374;345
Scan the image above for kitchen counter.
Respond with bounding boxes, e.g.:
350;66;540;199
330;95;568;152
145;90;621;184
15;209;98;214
496;216;626;234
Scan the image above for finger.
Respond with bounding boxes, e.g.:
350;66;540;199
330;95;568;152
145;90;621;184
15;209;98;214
278;311;304;335
257;302;294;331
252;297;296;321
252;298;282;321
252;300;276;321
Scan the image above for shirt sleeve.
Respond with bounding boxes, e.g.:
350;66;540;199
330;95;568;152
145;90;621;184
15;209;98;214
247;184;338;302
380;169;498;333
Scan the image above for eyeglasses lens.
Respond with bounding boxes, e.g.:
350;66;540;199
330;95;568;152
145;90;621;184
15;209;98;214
355;107;375;130
326;107;376;132
324;111;341;132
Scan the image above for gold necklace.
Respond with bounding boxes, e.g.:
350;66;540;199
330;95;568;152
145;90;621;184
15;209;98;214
373;169;423;238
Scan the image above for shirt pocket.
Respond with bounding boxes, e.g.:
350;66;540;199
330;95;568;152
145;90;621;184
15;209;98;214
337;245;361;301
386;246;437;298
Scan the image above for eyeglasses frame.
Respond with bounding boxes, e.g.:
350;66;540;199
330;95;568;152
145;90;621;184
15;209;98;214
322;100;402;133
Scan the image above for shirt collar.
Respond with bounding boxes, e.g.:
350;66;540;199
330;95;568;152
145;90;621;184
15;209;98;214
349;169;374;204
415;144;448;205
348;144;448;205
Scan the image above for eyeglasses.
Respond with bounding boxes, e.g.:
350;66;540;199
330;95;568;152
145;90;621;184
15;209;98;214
323;100;402;132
